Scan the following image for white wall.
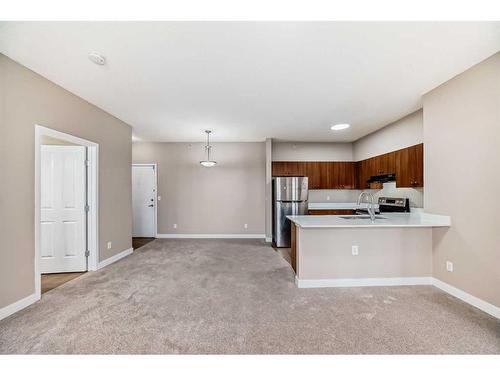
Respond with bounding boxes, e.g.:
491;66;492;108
423;52;500;308
353;110;423;161
272;142;353;161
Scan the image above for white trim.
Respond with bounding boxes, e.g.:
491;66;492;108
432;277;500;319
132;163;158;238
35;125;99;298
0;293;38;321
97;248;133;270
156;233;266;239
265;237;272;243
295;276;433;288
294;275;500;319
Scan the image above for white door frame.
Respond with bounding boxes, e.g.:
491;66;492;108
132;163;158;238
35;125;99;299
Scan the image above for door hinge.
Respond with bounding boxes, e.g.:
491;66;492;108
85;160;90;167
85;204;90;212
85;250;90;257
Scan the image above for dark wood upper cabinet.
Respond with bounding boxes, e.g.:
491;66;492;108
305;162;328;189
356;159;372;189
271;161;305;177
395;144;423;187
271;143;423;190
334;162;357;189
374;152;396;175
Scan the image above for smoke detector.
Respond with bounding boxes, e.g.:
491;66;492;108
88;52;106;65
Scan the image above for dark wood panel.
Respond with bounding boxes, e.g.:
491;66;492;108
374;151;396;175
305;162;328;189
395;144;424;187
272;161;306;177
272;144;423;190
308;209;356;215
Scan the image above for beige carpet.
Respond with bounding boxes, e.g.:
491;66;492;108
0;239;498;354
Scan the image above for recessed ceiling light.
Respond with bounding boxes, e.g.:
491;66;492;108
88;52;106;65
330;123;350;131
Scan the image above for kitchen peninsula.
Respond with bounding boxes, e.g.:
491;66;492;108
287;212;451;288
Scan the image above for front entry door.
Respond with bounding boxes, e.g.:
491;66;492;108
132;165;156;237
40;145;87;273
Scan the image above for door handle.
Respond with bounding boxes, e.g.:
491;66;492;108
148;204;154;207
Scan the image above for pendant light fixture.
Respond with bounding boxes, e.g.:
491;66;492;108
200;130;217;167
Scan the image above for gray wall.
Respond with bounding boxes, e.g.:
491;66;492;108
353;110;423;161
272;142;353;161
0;54;133;309
423;52;500;308
132;142;266;235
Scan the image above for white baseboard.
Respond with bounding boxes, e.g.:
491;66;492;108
432;277;500;319
294;275;499;319
97;247;133;270
265;237;272;243
156;233;266;239
0;293;39;321
295;276;433;288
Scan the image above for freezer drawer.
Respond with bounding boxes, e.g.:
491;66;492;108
273;201;308;248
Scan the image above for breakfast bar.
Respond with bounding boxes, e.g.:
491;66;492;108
287;213;451;288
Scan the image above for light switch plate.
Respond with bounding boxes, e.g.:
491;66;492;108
446;261;453;272
352;245;359;256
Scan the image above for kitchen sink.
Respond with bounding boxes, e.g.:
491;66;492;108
339;215;387;220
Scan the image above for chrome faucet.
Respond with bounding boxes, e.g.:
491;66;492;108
357;191;376;222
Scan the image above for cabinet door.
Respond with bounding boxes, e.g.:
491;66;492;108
356;160;369;189
272;162;305;177
326;162;340;189
337;162;357;189
378;152;396;175
305;162;328;189
395;144;424;187
411;144;423;187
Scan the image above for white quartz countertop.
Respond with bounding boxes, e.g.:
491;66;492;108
309;202;379;210
288;212;451;228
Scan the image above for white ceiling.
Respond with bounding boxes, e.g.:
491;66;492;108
1;22;499;142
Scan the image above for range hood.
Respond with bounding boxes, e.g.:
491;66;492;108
367;173;396;183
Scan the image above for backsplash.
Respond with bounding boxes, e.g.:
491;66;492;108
309;181;423;208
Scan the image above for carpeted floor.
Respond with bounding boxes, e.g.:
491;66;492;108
0;239;498;354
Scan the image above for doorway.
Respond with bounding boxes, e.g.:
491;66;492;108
35;125;98;298
132;164;157;246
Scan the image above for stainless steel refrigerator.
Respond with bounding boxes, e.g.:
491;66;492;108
272;176;308;248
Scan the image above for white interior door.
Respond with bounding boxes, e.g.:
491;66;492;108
132;165;156;237
40;145;87;273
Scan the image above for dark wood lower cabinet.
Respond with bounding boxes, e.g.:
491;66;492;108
290;222;297;273
308;209;355;215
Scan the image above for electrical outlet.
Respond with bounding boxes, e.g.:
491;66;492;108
107;241;112;250
244;223;248;229
446;261;453;272
157;196;161;201
326;195;331;201
352;245;359;256
173;223;177;229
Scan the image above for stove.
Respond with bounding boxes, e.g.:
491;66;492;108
378;197;410;213
356;196;410;215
